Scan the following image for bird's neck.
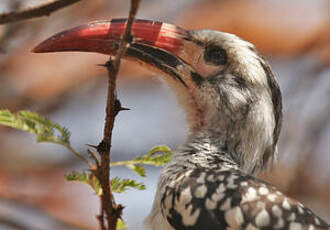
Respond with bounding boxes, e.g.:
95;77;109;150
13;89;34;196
166;76;276;174
171;130;240;172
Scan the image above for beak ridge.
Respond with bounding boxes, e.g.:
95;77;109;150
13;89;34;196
33;19;188;55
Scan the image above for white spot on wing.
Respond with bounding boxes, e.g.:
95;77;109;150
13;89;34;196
308;225;315;230
274;218;284;229
207;174;216;182
211;191;225;202
218;175;225;181
246;224;258;230
297;205;304;214
225;207;244;228
271;205;282;217
179;187;192;204
205;198;217;210
184;169;194;177
314;217;320;225
196;172;206;184
240;181;248;187
216;183;226;193
242;187;257;202
288;213;296;221
267;193;277;202
258;187;269;195
194;185;207;198
255;209;270;227
289;222;302;230
282;198;291;210
175;204;200;227
227;182;237;189
276;191;283;196
175;173;186;182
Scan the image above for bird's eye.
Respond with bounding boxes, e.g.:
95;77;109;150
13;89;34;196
204;45;227;65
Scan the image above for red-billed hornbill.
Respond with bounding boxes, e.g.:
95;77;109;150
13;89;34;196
34;19;329;230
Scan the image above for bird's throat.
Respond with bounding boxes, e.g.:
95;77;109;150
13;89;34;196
164;76;206;132
173;130;239;172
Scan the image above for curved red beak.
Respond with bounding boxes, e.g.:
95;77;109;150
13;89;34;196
33;18;188;56
34;19;207;88
34;19;198;86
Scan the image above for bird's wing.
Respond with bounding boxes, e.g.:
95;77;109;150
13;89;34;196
161;168;329;230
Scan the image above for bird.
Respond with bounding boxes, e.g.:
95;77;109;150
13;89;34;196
33;18;330;230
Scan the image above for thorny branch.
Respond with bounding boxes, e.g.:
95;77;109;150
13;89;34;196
95;1;141;230
0;0;81;24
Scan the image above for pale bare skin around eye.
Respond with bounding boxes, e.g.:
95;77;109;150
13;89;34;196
179;42;224;79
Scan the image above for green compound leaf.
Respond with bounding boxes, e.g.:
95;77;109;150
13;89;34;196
65;170;102;196
66;172;146;195
0;109;92;165
110;177;146;193
148;145;172;156
126;164;146;177
0;109;71;146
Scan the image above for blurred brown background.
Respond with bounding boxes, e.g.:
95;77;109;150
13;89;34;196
0;0;329;229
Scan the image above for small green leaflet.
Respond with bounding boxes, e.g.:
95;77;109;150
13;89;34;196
66;171;145;195
110;145;173;176
0;109;70;146
117;219;127;229
0;109;92;165
126;164;146;177
138;145;173;166
66;171;102;196
111;177;146;193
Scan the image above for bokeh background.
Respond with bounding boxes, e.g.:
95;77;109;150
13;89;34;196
0;0;329;229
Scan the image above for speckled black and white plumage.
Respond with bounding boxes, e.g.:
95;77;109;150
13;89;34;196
161;167;329;230
146;134;329;230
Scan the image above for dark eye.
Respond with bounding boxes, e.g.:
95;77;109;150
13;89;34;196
204;45;227;65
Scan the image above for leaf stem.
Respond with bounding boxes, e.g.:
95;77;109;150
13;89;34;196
64;144;94;169
110;159;166;167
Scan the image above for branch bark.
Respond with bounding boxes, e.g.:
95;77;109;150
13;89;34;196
95;1;141;230
0;0;81;24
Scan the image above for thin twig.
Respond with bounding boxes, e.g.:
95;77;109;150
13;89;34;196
88;149;100;167
64;144;94;169
0;0;81;24
95;1;141;230
0;1;21;52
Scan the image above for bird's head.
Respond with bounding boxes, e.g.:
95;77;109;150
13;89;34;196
34;19;282;174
